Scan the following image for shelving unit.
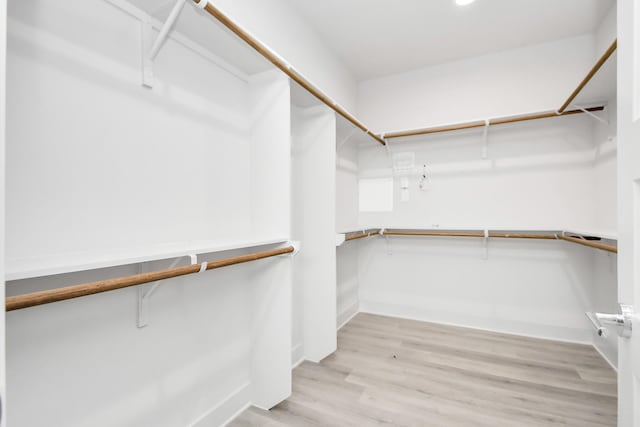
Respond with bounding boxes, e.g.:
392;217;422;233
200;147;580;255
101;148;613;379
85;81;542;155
5;0;297;420
6;237;290;281
335;229;381;246
337;227;618;254
6;243;297;311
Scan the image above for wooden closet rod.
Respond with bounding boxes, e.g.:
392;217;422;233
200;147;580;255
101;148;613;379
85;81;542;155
383;106;604;139
195;1;386;146
383;230;485;238
345;229;381;241
382;230;557;239
6;246;294;312
382;230;617;253
490;233;557;240
558;235;617;254
558;39;617;114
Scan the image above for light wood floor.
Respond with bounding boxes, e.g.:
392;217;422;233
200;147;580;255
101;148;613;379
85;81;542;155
229;313;617;426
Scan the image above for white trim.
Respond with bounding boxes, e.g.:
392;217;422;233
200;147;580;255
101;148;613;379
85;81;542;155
337;302;360;330
220;402;252;427
190;382;251;427
359;303;593;346
291;343;304;369
592;342;618;372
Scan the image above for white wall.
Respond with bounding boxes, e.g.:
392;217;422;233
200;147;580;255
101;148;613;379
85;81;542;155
357;35;596;133
359;115;600;230
336;121;360;232
250;70;291;239
7;0;254;259
336;242;359;329
359;237;601;343
595;3;617;56
214;0;357;113
335;119;362;329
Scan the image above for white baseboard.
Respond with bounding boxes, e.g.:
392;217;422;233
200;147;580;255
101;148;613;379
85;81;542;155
359;301;592;346
291;343;304;369
337;302;359;330
190;382;251;427
592;341;618;372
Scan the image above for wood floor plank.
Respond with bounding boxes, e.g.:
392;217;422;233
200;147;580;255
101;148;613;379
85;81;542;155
341;320;608;370
228;313;617;426
335;334;617;397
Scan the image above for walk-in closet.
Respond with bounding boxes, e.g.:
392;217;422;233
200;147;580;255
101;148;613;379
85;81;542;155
1;0;639;426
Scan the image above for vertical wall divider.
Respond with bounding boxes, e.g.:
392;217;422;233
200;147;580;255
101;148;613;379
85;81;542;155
248;70;293;408
292;103;337;363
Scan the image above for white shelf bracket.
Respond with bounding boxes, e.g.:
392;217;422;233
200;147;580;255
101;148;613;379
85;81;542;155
383;135;393;164
137;253;198;328
483;229;489;260
141;0;187;88
337;128;358;152
381;229;393;255
571;104;609;125
482;119;490;159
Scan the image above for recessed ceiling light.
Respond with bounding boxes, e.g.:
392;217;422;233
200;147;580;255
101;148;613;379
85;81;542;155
455;0;476;5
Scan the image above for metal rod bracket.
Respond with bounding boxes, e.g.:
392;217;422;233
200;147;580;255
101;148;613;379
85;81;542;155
594;304;634;339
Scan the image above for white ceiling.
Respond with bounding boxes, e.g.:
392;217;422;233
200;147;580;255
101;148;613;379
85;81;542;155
283;0;614;81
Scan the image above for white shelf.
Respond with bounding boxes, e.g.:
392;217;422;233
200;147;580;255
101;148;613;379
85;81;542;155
351;225;618;240
6;237;289;281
